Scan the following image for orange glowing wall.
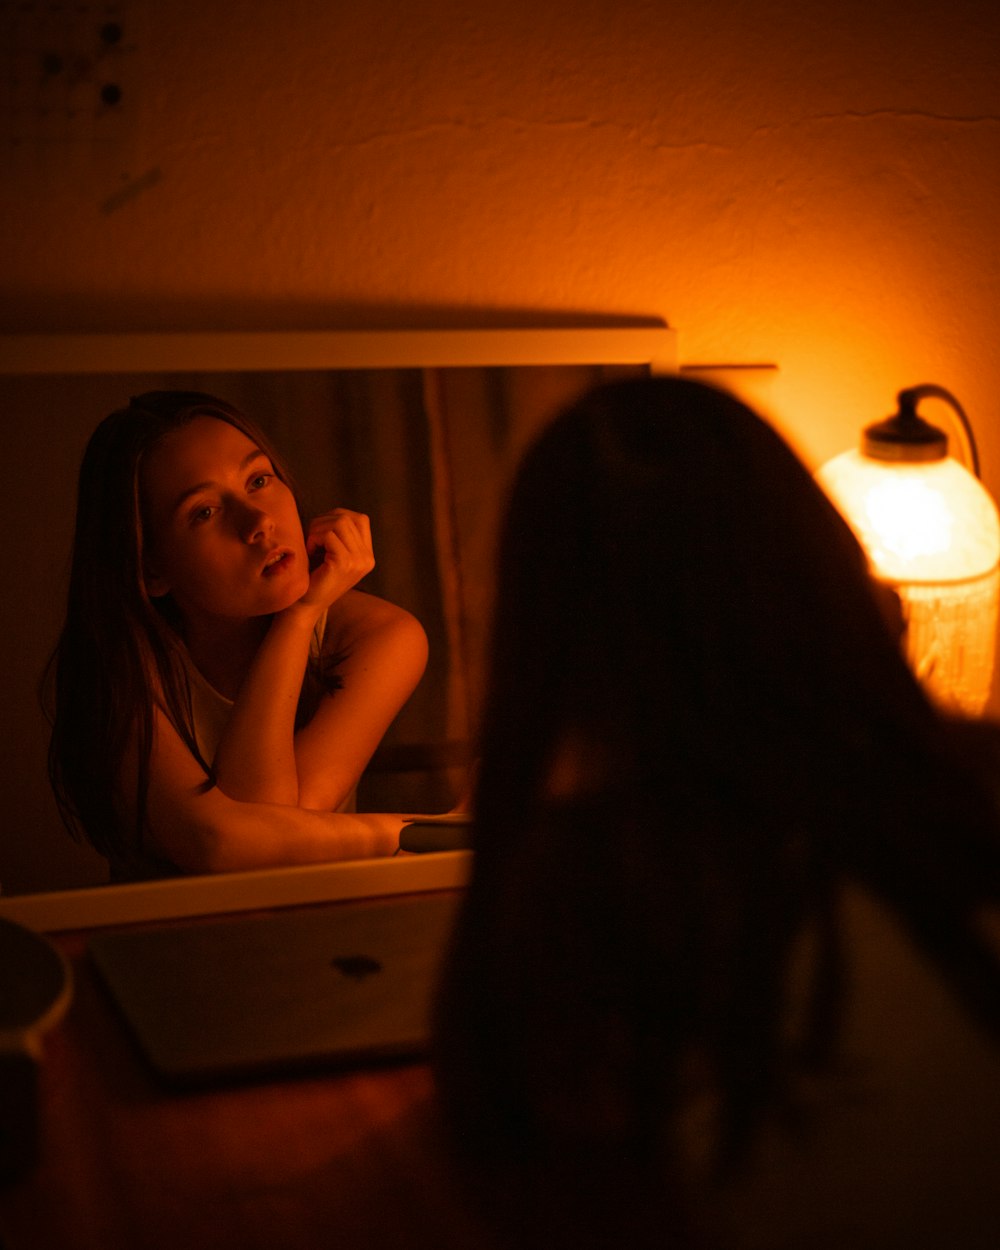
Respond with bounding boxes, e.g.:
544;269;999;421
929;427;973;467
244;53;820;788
4;0;999;471
2;0;1000;891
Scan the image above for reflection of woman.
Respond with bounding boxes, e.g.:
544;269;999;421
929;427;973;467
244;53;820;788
434;377;1000;1248
47;391;429;880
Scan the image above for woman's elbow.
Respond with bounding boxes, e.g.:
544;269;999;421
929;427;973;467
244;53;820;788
395;610;430;685
146;790;251;875
365;607;430;694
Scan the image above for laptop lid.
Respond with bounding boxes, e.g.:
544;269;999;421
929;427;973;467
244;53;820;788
87;892;460;1088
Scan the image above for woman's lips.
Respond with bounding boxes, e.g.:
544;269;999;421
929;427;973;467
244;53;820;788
261;548;294;576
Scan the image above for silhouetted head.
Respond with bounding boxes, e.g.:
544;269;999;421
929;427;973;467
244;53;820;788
476;373;913;821
437;375;1000;1210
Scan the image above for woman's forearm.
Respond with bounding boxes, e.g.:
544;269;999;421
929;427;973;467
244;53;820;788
140;702;407;873
211;590;427;812
201;805;405;873
211;605;321;805
149;784;405;874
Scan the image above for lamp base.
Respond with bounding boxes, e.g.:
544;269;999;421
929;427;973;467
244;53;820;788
896;568;999;717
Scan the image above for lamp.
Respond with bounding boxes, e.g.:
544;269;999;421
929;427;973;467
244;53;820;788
817;384;1000;715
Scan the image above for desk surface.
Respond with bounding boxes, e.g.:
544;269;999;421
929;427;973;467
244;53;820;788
0;895;486;1250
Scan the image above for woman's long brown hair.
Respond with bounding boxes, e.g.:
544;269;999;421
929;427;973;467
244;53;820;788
44;391;320;875
434;377;1000;1241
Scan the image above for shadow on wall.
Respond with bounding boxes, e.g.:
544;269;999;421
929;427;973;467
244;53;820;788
0;299;668;337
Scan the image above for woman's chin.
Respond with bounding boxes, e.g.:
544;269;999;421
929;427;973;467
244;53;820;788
270;572;313;613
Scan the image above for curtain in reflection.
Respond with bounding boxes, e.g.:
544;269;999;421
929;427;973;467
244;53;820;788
181;364;636;811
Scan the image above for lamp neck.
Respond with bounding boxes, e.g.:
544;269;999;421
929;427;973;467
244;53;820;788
862;384;980;475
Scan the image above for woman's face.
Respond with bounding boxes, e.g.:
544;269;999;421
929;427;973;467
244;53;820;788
140;416;311;629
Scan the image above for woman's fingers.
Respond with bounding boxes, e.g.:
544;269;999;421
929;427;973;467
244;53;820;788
306;509;373;561
300;510;376;607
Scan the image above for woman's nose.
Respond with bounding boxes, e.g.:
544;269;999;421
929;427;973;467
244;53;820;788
237;502;273;543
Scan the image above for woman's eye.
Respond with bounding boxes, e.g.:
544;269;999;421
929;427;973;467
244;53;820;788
190;505;216;525
248;472;272;492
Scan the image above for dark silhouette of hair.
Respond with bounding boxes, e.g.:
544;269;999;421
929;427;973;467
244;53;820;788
45;391;318;873
434;376;1000;1245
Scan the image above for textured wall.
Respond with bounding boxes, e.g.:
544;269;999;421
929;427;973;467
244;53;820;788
3;0;1000;891
4;0;1000;467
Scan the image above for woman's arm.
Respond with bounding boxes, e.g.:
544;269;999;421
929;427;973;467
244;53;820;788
139;703;405;874
210;602;324;806
212;590;428;810
211;509;427;810
295;589;429;811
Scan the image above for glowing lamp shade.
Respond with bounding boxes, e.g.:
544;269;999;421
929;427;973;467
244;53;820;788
817;385;1000;715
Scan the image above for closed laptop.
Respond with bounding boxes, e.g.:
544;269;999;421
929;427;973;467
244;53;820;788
88;892;460;1088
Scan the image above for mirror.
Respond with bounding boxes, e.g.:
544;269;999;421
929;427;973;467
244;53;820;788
0;328;676;902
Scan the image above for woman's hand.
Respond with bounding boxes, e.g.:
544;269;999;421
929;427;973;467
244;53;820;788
299;508;376;611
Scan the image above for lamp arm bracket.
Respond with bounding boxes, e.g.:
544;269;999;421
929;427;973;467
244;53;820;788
897;384;980;478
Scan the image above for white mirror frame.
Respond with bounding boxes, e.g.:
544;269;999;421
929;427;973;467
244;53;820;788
0;325;676;931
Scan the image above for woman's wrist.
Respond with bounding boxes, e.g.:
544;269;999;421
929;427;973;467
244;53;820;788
275;598;325;634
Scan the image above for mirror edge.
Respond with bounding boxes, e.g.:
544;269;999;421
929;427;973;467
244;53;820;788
0;324;675;929
0;853;473;933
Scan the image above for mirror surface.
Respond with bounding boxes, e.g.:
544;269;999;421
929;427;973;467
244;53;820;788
0;329;675;896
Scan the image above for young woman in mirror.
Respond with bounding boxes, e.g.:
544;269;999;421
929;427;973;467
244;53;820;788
434;376;1000;1249
47;391;430;880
